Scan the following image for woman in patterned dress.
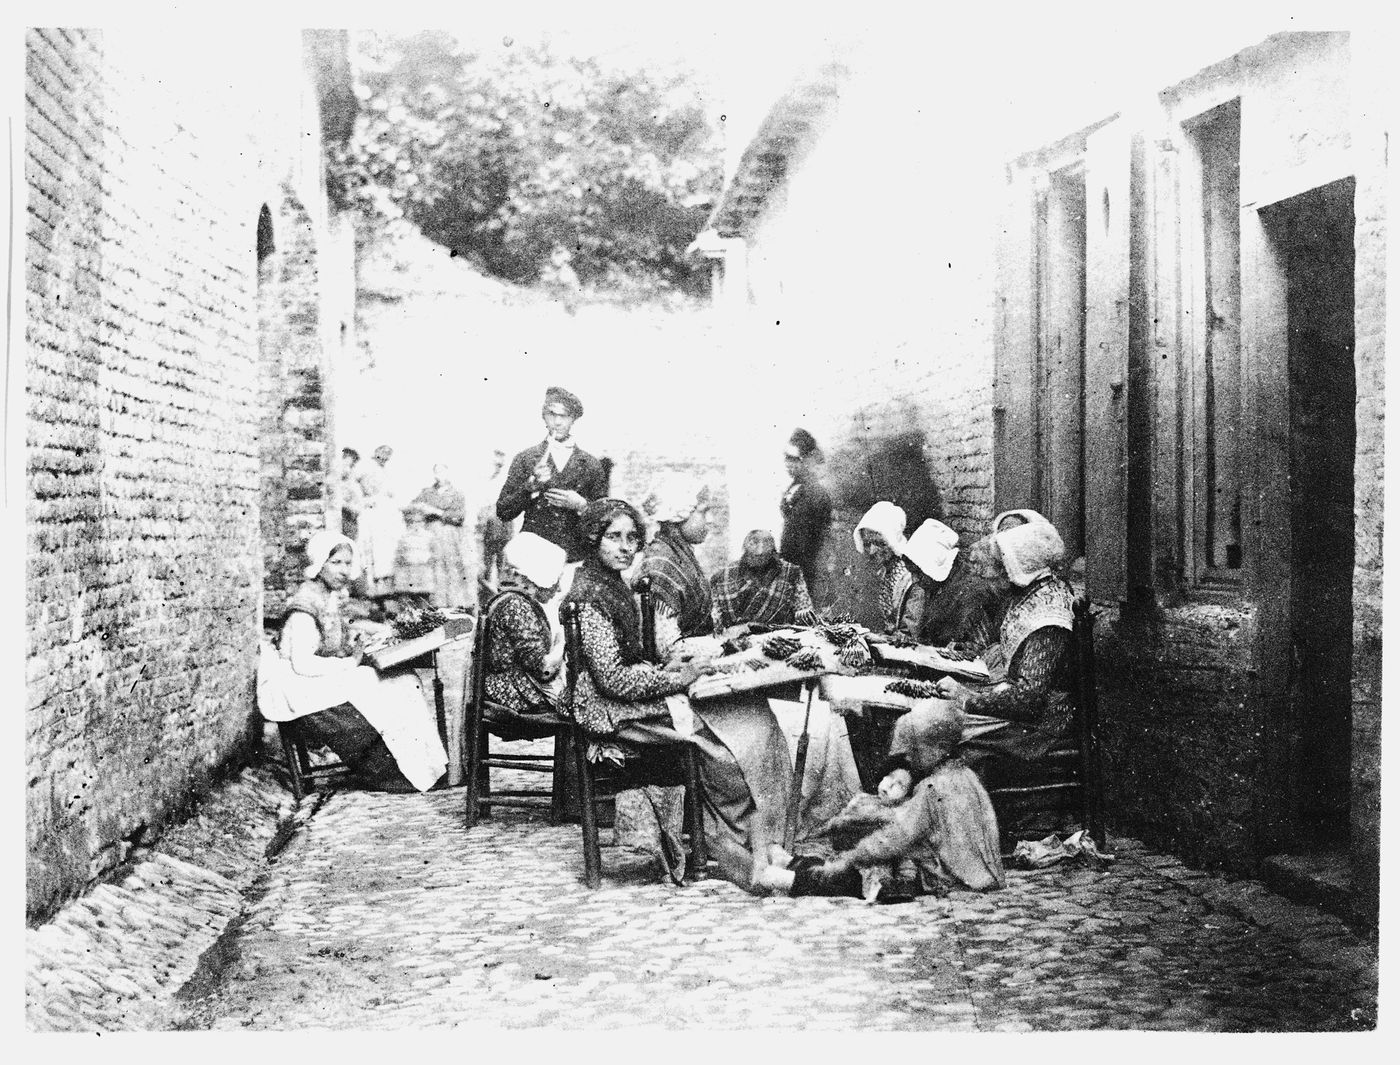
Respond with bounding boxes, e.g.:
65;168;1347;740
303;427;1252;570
482;532;567;716
563;499;812;890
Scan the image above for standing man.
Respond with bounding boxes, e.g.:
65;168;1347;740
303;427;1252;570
779;427;833;603
495;386;606;563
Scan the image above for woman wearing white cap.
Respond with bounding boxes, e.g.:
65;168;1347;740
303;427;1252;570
482;532;569;716
853;501;927;641
930;510;1076;781
903;520;1007;651
257;530;448;792
638;473;716;660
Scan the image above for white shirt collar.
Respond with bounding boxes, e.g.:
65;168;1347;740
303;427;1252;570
545;436;577;469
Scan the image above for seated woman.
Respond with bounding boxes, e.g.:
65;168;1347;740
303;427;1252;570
561;498;714;881
758;701;1005;898
854;501;926;642
910;527;1009;654
482;531;568;717
928;510;1075;782
637;475;715;659
257;531;448;793
709;529;817;641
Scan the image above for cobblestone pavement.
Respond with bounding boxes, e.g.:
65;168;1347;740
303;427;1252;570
27;747;1380;1033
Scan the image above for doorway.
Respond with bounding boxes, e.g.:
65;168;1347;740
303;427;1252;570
1261;177;1356;847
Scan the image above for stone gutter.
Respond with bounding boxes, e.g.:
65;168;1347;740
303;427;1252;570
25;763;325;1032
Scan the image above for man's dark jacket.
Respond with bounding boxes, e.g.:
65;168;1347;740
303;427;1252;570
495;441;606;562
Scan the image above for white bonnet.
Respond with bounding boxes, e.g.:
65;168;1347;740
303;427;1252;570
853;501;908;555
303;530;356;580
902;519;960;582
504;532;568;590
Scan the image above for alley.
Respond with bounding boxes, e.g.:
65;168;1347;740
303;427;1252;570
28;752;1375;1033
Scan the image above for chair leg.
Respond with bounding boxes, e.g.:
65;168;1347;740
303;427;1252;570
464;709;482;828
480;725;496;819
549;731;568;825
576;733;601;889
279;723;307;802
684;747;706;881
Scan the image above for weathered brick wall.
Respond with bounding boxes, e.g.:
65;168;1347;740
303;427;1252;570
25;28;344;921
1096;603;1262;869
258;189;335;621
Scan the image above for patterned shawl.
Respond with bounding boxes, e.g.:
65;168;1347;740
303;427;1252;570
561;555;647;665
711;556;806;629
999;575;1075;668
638;526;712;638
879;558;916;632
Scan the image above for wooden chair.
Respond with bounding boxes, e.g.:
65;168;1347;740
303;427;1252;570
986;597;1105;851
276;721;350;801
561;599;706;888
463;591;572;828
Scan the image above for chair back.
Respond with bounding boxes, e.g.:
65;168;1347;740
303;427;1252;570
1070;596;1105;847
561;600;585;698
635;575;658;662
468;593;497;710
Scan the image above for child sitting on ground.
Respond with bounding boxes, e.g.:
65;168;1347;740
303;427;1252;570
765;754;919;903
757;701;1006;901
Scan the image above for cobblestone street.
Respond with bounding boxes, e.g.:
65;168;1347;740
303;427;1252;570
27;749;1379;1034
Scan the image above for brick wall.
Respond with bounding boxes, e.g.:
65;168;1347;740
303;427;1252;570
25;28;346;921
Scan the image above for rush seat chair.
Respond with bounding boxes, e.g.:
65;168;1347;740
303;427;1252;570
561;598;706;888
985;597;1105;851
463;591;572;828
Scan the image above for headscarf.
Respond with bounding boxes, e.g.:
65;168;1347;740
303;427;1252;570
903;519;960;582
503;531;567;591
639;527;713;638
642;472;709;525
578;498;649;551
302;530;355;580
564;498;650;664
853;500;908;555
992;509;1065;587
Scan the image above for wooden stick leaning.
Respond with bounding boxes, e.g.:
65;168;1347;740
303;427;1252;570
782;681;817;851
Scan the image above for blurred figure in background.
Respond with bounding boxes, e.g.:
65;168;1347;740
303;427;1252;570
477;448;514;603
354;444;403;603
779;428;832;605
339;447;363;542
413;463;473;610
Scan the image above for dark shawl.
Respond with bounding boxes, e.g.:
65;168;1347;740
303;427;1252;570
561;555;647;666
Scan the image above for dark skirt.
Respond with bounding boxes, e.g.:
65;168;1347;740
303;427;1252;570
292;703;419;793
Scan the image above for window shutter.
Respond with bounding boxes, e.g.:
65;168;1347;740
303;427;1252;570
994;167;1041;516
1083;119;1135;603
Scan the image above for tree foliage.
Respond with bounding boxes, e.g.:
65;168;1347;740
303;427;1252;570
328;30;724;298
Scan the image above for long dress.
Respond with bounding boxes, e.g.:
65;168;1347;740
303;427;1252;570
413;481;474;610
256;579;448;792
564;557;861;890
355;462;403;599
779;477;833;603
